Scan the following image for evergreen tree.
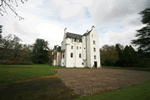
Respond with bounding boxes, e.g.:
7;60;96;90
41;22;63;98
122;45;137;67
115;43;124;66
131;7;150;52
0;25;2;39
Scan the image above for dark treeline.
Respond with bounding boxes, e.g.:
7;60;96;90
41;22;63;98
100;44;150;67
0;34;53;65
100;7;150;68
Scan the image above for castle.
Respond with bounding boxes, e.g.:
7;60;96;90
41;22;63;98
52;26;101;68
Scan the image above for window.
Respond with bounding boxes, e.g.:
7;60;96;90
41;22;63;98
75;38;76;42
63;54;64;58
92;35;93;37
72;39;74;42
71;53;73;58
94;55;96;59
77;39;78;43
82;62;84;65
93;40;95;45
94;48;96;52
80;47;81;49
79;53;81;58
71;46;73;49
77;46;78;49
84;47;85;49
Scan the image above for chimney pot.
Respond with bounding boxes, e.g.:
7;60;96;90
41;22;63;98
64;27;67;33
92;26;95;29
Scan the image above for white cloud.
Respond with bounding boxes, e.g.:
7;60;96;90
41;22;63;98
1;0;149;51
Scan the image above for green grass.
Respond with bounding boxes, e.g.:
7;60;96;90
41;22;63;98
102;66;150;71
0;64;89;83
75;81;150;100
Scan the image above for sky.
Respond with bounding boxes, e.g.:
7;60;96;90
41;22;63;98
0;0;150;50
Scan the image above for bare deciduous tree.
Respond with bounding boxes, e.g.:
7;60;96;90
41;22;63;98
0;0;27;20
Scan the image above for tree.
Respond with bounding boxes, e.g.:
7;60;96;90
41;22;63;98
0;25;2;39
115;43;124;66
0;34;22;60
131;7;150;52
100;44;119;66
0;0;27;20
121;45;137;67
32;38;50;64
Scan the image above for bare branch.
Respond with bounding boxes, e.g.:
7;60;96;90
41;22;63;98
0;0;27;21
2;4;8;16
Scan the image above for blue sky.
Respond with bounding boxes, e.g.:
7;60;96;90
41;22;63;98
0;0;150;50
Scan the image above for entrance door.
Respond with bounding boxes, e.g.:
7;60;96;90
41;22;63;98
94;61;97;68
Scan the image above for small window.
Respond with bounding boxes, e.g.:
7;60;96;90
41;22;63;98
92;35;93;37
71;53;73;58
72;39;74;42
82;62;84;65
63;54;64;58
79;53;81;58
94;55;96;59
71;46;73;49
80;47;81;49
77;39;78;43
94;48;96;52
75;38;76;42
93;40;95;45
84;47;85;49
77;46;78;49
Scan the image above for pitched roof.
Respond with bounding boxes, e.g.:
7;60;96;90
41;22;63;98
66;32;82;42
83;30;92;36
57;46;61;52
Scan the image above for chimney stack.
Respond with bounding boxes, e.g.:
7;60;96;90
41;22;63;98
91;26;95;29
64;27;67;33
86;30;89;33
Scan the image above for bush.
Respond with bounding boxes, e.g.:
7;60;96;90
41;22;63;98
0;60;33;65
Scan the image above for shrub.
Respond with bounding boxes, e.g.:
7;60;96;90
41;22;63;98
0;60;33;65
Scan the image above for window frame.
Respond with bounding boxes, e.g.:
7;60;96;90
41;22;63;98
71;53;73;58
94;55;96;59
71;46;73;49
94;48;96;52
93;40;95;45
79;53;81;58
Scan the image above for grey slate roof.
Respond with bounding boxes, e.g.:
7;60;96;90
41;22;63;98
54;46;57;50
53;45;61;52
66;32;83;42
57;46;61;52
83;30;92;36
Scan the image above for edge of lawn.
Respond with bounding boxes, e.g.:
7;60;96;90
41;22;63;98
75;81;150;100
0;64;89;85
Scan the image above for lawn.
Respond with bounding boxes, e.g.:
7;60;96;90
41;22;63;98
1;64;150;100
76;81;150;100
102;66;150;71
0;64;89;83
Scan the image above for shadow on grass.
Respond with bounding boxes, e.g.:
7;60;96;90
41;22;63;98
0;77;80;100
